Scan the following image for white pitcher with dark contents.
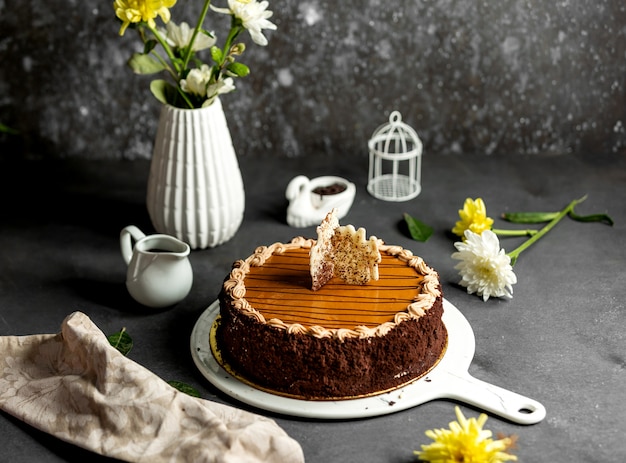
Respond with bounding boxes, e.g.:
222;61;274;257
120;225;193;308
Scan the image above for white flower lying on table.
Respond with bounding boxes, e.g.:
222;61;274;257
452;229;517;301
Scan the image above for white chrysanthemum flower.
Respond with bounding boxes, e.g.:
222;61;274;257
203;77;236;107
161;21;216;51
452;230;517;301
180;64;213;97
212;0;277;46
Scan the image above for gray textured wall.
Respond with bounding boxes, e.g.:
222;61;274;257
1;0;625;160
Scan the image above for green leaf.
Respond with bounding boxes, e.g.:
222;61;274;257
227;62;250;77
0;123;19;135
107;328;133;356
503;206;613;226
501;211;560;224
404;213;434;242
128;52;165;75
210;46;223;64
150;79;174;105
143;39;157;54
168;380;201;397
568;211;614;226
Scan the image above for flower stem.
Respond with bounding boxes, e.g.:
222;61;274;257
222;21;243;63
147;25;178;70
175;86;195;109
493;228;538;237
147;25;195;109
507;195;587;265
212;19;244;83
183;0;212;71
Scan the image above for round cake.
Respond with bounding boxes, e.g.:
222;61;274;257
215;236;447;400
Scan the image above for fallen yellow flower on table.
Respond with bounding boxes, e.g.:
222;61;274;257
452;197;536;239
415;406;517;463
452;198;494;237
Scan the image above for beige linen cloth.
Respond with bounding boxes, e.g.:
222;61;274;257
0;311;304;463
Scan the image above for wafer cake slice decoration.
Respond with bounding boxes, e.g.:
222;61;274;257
310;208;381;291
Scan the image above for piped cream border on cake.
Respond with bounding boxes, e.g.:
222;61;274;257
222;236;441;340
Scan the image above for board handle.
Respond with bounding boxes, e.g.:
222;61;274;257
440;371;546;425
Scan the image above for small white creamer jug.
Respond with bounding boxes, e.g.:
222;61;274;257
120;225;193;308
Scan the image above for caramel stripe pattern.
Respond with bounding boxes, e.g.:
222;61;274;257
223;237;441;340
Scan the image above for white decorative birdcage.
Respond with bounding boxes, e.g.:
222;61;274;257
367;111;423;201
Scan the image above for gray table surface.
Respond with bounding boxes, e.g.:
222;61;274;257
1;152;625;462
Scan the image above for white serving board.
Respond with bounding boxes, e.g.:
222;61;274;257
190;299;546;424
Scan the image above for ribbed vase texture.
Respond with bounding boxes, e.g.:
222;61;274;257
147;99;245;249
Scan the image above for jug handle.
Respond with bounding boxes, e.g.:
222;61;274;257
120;225;146;265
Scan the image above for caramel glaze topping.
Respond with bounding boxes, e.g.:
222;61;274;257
245;249;421;327
223;237;441;340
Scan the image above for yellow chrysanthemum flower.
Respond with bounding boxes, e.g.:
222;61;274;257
415;406;517;463
452;197;494;237
114;0;177;36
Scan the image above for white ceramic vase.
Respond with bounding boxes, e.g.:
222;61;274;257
147;98;245;249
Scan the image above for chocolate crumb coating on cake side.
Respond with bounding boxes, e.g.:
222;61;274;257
216;237;447;400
